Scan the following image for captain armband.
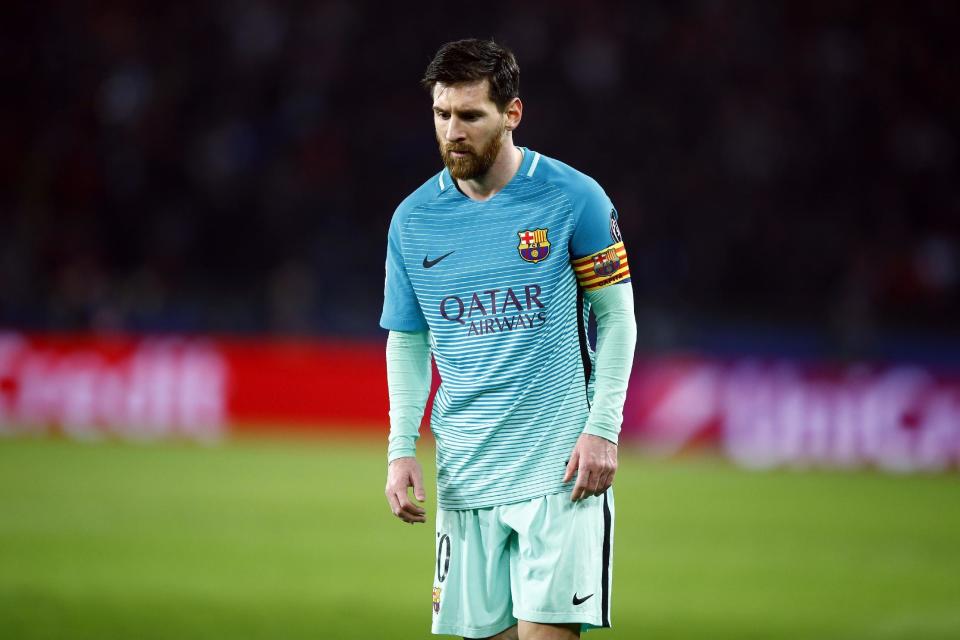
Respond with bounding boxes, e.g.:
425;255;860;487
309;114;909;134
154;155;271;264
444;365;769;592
571;242;630;292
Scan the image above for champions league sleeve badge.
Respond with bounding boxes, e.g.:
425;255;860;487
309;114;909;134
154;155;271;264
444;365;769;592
517;228;551;263
610;208;623;243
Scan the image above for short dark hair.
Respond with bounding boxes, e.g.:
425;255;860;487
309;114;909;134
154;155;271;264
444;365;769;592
421;39;520;111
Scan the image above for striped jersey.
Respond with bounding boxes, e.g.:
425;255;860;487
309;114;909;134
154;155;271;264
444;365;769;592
381;148;631;510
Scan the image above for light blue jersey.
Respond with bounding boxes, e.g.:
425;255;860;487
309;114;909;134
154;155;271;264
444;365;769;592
381;148;631;510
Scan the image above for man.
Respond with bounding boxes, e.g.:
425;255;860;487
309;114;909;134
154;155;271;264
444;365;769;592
381;39;636;640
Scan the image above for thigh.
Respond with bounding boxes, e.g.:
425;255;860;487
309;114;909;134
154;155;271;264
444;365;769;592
503;490;615;631
432;507;518;638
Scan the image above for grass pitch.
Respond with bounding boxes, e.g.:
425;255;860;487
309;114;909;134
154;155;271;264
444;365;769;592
1;435;958;639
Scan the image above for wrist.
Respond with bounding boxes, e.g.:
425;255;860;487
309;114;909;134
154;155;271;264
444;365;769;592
583;423;619;445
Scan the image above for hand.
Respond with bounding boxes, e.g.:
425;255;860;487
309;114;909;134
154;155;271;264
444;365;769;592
385;457;427;524
563;433;618;501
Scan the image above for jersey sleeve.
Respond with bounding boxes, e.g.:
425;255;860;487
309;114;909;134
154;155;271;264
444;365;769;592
380;212;429;331
569;179;631;292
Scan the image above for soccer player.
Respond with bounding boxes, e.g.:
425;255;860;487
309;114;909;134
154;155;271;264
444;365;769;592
381;39;637;640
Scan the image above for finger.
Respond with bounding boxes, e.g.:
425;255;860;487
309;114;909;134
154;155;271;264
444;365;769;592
563;450;580;483
399;509;426;524
603;467;616;492
400;509;426;524
412;467;426;502
399;497;426;517
395;492;426;523
571;469;590;502
593;471;610;496
398;490;426;517
589;470;603;497
400;502;426;519
386;491;402;518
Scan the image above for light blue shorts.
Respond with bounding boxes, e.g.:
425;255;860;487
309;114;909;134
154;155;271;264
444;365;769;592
431;489;614;637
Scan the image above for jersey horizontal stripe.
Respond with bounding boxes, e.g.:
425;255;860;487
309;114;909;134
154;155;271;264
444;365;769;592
383;148;623;510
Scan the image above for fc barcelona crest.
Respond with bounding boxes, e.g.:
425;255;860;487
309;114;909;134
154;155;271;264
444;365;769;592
517;228;551;263
593;248;621;276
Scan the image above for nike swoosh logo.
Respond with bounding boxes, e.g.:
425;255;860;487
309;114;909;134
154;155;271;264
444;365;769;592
572;593;594;606
423;251;454;269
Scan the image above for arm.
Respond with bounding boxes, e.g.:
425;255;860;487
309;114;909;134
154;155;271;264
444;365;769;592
564;283;637;500
384;329;432;523
583;283;637;443
564;179;637;500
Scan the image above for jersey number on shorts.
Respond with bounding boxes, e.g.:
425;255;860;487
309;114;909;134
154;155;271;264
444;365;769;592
436;533;451;583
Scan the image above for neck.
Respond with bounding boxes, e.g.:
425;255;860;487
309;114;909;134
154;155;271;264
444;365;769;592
456;138;523;202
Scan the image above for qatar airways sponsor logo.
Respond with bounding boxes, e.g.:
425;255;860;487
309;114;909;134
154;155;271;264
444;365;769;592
439;284;547;336
0;333;226;440
627;359;960;472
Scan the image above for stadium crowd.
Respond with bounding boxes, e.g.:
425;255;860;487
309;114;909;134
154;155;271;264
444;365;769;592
3;1;958;358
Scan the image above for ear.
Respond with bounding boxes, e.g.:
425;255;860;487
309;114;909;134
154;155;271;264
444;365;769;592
504;97;523;131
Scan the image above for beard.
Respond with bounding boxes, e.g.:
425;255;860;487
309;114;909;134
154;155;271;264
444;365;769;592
438;122;506;181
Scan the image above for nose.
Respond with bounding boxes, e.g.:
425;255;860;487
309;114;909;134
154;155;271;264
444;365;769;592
444;117;465;142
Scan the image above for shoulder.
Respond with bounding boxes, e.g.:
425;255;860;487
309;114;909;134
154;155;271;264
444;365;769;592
391;170;450;227
524;152;610;208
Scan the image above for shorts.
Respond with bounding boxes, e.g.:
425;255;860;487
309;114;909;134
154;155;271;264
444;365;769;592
431;489;614;638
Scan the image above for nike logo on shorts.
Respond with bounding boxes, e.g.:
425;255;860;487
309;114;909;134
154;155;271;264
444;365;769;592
572;592;594;606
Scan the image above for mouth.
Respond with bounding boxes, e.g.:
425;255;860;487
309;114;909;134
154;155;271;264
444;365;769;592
447;148;472;158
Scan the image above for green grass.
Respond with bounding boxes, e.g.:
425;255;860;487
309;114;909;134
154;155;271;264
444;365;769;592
1;436;958;639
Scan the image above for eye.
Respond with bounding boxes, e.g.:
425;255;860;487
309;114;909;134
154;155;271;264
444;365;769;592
435;111;450;120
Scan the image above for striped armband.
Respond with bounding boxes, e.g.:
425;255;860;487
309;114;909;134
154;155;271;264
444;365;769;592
571;242;630;291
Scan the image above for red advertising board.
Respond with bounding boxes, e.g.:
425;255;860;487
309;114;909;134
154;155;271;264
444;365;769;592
2;332;958;472
0;333;393;440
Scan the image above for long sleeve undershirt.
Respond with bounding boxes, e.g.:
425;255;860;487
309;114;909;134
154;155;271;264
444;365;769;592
581;283;637;444
385;329;432;462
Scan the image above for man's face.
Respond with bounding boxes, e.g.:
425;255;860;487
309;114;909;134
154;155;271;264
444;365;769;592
432;79;507;181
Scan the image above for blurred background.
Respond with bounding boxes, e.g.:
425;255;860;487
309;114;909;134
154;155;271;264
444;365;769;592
2;1;959;639
5;0;959;355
